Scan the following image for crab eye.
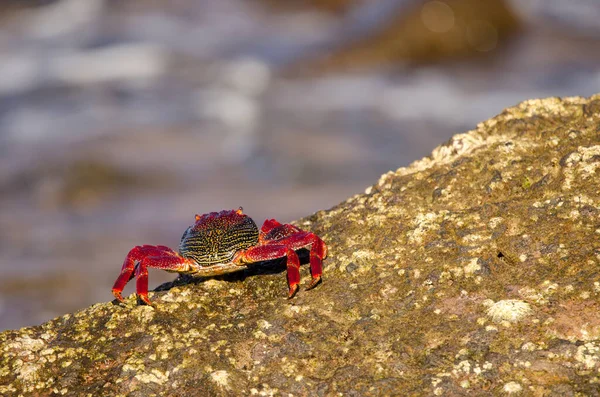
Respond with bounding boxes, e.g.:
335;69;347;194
195;214;201;222
236;207;243;215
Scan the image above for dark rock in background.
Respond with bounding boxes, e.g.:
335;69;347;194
1;94;600;395
294;0;521;73
257;0;358;14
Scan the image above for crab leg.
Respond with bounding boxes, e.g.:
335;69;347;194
112;245;171;302
306;233;327;290
267;232;328;290
141;254;200;304
112;245;191;304
135;259;151;305
235;245;302;298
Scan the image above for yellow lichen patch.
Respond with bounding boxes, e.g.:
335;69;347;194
228;287;243;296
210;370;230;389
461;233;488;244
366;214;389;227
407;211;448;244
562;145;600;190
203;279;226;290
17;361;42;384
186;328;201;339
463;258;481;277
253;330;267;339
208;340;229;356
502;381;522;394
341;249;376;273
574;342;600;370
8;335;45;352
518;285;552;305
160;287;192;302
105;310;130;330
134;369;170;384
257;320;272;330
133;305;155;323
379;284;398;299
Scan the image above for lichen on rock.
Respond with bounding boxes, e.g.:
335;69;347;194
2;94;600;396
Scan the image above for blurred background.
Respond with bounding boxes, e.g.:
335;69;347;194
1;0;600;331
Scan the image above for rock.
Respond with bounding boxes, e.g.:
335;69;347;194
2;94;600;395
257;0;357;14
295;0;521;73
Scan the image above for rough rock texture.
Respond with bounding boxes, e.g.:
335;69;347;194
2;95;600;396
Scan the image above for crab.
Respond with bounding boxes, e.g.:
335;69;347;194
111;207;327;305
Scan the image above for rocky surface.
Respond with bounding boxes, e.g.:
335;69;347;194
2;94;600;396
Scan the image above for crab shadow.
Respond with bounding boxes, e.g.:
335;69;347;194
153;249;311;294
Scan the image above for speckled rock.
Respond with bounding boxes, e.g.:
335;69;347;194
2;95;600;396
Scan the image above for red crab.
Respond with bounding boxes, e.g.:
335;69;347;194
112;207;327;305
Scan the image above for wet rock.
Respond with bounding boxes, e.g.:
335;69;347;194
257;0;357;14
297;0;521;73
0;159;170;211
2;94;600;395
